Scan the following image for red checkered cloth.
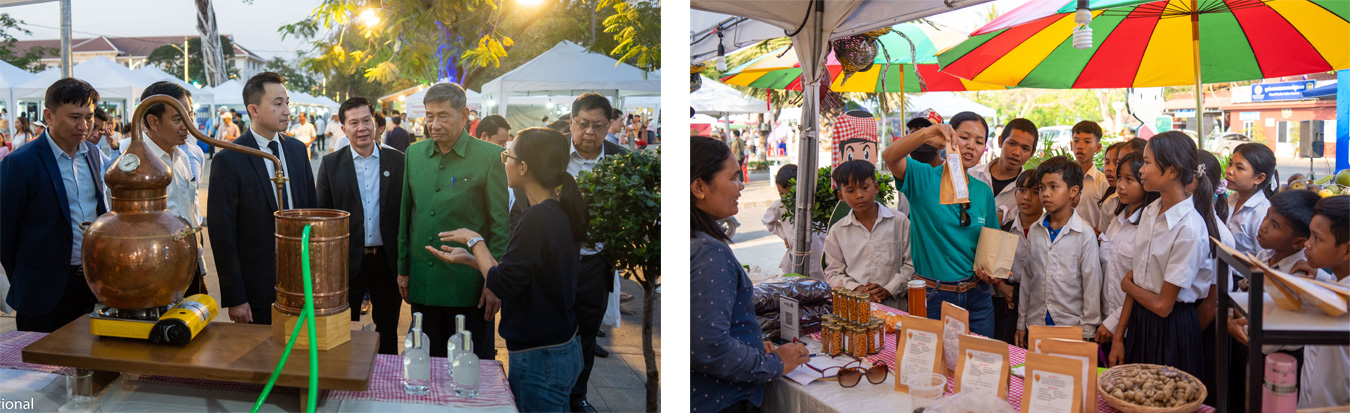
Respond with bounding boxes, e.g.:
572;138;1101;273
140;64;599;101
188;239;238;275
808;305;1215;413
0;331;515;409
830;114;878;167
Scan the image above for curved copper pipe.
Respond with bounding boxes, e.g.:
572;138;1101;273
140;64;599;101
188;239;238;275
131;95;289;210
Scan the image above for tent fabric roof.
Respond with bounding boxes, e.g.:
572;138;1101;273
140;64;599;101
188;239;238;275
13;56;156;101
135;65;215;104
481;41;660;98
209;79;244;106
691;76;767;116
0;59;36;91
405;86;483;118
905;92;997;120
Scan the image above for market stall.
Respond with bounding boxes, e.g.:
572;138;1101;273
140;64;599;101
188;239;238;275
0;331;517;412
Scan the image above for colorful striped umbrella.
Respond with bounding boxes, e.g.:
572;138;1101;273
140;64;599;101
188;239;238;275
937;0;1349;89
720;23;1010;93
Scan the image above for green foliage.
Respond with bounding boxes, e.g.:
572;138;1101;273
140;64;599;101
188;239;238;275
1024;147;1074;170
281;0;641;94
781;166;896;233
747;161;770;171
598;0;659;73
0;13;51;72
576;148;661;279
265;57;320;95
146;36;238;85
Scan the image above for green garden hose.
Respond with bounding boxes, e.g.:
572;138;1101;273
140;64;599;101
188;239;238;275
252;225;320;413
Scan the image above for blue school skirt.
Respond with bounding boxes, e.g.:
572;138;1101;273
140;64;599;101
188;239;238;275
1123;300;1205;380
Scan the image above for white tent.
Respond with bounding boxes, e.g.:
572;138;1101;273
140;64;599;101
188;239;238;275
480;41;660;116
404;86;483;118
906;92;997;121
135;65;215;105
14;56;155;103
691;76;766;117
0;59;36;134
209;79;244;106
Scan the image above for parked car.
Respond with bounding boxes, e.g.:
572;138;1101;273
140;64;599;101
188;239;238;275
1038;125;1074;153
1204;132;1252;158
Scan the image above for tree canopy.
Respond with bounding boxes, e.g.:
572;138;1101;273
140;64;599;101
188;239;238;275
146;36;238;85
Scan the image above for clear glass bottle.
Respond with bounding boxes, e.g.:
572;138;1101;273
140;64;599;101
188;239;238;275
402;312;431;395
450;330;480;398
447;314;467;375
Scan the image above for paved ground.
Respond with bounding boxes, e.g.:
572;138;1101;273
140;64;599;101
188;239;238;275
0;141;661;412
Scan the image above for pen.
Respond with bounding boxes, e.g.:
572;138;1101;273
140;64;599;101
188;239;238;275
452;176;456;188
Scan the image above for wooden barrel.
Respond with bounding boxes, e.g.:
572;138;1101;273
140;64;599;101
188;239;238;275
274;209;350;316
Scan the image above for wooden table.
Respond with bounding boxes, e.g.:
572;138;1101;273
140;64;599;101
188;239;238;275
21;315;379;395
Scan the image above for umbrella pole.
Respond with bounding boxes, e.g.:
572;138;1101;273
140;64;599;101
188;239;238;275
1192;1;1204;147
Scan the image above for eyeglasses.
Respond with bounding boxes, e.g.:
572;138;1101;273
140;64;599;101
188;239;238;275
809;359;888;388
500;151;517;164
574;120;609;133
958;202;971;227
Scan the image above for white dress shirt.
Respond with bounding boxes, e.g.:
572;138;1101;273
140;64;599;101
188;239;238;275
252;128;297;209
1098;193;1120;232
290;122;317;145
1227;191;1270;257
140;138;199;226
1299;274;1350;408
968;161;1018;226
1099;206;1142;333
1016;211;1103;339
823;202;915;309
762;199;825;279
352;146;383;247
325;121;346;140
1004;214;1035;284
1132;197;1210;303
568;140;607;256
1075;167;1110;228
1195;215;1235;299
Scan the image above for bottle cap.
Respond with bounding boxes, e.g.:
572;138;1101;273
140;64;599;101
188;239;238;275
908;280;926;289
462;331;473;354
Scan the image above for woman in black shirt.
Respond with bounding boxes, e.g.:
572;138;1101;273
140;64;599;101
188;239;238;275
431;127;587;412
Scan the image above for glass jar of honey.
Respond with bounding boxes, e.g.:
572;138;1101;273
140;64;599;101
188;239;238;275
907;280;927;317
867;320;884;354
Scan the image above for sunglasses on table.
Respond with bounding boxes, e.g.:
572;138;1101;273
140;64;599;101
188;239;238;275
807;359;888;388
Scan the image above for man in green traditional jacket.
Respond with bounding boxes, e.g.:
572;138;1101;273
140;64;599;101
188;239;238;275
396;82;508;360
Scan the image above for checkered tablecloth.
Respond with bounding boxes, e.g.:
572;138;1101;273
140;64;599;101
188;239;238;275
0;330;516;409
807;305;1215;413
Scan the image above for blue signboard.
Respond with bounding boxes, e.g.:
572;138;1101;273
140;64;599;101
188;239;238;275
1251;81;1316;102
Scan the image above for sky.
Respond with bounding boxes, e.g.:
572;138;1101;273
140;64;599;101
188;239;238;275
2;0;322;61
926;0;1035;33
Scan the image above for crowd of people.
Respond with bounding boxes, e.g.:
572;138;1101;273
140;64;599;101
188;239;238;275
0;73;643;412
690;111;1350;412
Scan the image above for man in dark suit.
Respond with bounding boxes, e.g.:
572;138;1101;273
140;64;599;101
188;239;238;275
384;115;410;153
316;97;404;354
1;78;107;332
207;72;317;325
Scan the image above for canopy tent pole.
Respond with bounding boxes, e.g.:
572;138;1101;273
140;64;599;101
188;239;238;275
791;0;825;276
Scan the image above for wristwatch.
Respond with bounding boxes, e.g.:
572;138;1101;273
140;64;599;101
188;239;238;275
466;237;485;249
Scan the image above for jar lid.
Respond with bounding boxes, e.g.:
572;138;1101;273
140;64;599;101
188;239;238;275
908;280;926;288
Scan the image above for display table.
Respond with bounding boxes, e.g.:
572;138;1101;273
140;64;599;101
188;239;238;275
764;304;1216;413
0;330;516;412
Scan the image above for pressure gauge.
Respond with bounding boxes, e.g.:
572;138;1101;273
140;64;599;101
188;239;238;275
118;153;140;173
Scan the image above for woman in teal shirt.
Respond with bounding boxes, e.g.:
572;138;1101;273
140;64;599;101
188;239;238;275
881;111;999;337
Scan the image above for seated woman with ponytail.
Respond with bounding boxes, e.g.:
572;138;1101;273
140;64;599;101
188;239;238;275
430;127;586;412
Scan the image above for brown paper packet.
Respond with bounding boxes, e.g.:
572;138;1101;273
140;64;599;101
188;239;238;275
955;334;1010;399
1028;325;1080;353
976;227;1019;279
894;314;945;393
942;301;970;374
939;139;970;205
1022;352;1085;413
1040;338;1100;413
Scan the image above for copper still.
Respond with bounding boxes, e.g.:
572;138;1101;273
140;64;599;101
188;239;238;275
82;95;288;310
274;209;350;316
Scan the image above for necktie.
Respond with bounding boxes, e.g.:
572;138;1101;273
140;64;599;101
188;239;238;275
267;140;290;209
